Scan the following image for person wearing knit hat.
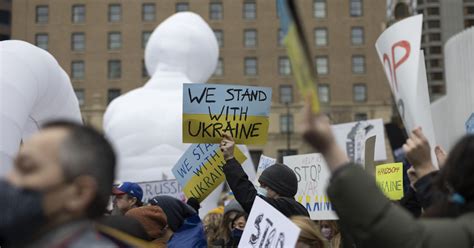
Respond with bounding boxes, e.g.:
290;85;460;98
220;133;309;218
125;206;169;247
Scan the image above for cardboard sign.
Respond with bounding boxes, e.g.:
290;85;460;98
331;119;387;162
182;84;272;145
239;197;301;248
137;179;185;203
284;153;338;220
375;163;404;200
254;155;277;186
172;143;247;202
276;0;320;113
375;15;438;166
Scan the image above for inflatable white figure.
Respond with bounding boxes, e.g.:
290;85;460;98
0;40;82;174
103;12;256;215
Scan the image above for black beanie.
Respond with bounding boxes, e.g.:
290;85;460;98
258;163;298;198
148;195;196;232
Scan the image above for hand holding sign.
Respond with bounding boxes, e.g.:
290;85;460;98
220;132;235;161
403;127;437;179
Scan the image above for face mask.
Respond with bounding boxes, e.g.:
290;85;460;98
231;228;244;239
256;186;268;197
321;227;332;240
0;180;45;245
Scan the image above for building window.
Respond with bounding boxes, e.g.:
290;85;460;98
142;60;148;78
108;60;121;79
71;61;85;79
352;55;365;74
71;32;85;51
430;59;441;67
427;20;440;28
430;72;443;80
108;89;121;104
142;3;156;21
214;58;224;76
244;57;258;76
244;29;257;48
427;7;439;15
351;27;364;45
108;32;121;50
278;28;285;46
429;33;441;41
36;5;48;23
355;113;368;121
72;4;85;23
353;84;367;102
108;4;121;22
280;114;294;133
429;46;441;54
350;0;363;17
279;85;293;103
314;28;328;46
313;0;326;18
214;30;223;47
35;33;48;50
74;89;85;106
315;56;329;75
318;84;330;103
210;2;223;20
277;149;297;163
142;31;151;48
176;3;189;12
243;2;256;20
279;57;291;75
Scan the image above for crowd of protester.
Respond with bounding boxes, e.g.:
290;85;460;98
1;96;473;247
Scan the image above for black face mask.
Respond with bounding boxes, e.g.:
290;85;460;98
0;180;46;246
231;228;244;239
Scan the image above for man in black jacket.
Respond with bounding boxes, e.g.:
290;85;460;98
220;133;309;218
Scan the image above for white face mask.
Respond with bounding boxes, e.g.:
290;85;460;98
321;227;332;240
256;186;268;197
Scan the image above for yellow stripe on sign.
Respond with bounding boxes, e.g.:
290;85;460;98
182;146;247;202
375;163;404;200
182;114;269;145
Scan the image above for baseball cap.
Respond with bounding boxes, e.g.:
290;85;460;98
113;182;143;202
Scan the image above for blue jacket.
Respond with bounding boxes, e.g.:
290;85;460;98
168;214;207;248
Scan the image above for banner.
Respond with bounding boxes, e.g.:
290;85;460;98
375;15;437;166
183;84;272;145
284;153;337;220
137;179;185;203
375;163;404;200
331;119;387;162
239;197;300;248
172;143;247;202
254;155;277;186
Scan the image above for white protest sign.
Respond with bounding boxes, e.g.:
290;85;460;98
254;155;277;186
331;119;386;162
283;154;337;220
238;197;300;248
375;14;437;166
137;179;185;203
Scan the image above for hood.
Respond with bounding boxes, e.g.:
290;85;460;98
144;12;218;83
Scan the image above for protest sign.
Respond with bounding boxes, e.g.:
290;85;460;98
254;155;277;186
364;136;377;175
466;113;474;134
332;119;387;162
276;0;320;113
375;163;404;200
375;15;438;166
284;153;337;220
182;84;272;145
172;143;247;202
239;197;300;248
137;179;185;203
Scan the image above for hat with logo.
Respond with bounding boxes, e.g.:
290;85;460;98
113;182;143;202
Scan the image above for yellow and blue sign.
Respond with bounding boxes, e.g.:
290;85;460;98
375;163;404;200
182;84;272;145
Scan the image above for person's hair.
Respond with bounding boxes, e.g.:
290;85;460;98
42;120;116;219
291;216;326;248
216;210;241;243
424;135;474;217
203;212;223;245
231;212;247;229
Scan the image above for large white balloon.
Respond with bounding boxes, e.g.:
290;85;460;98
103;12;256;216
0;40;82;174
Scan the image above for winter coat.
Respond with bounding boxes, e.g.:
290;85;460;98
168;214;207;248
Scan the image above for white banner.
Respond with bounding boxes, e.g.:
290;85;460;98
239;197;300;248
137;179;185;203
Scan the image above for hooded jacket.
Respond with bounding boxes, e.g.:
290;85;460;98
224;158;309;218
